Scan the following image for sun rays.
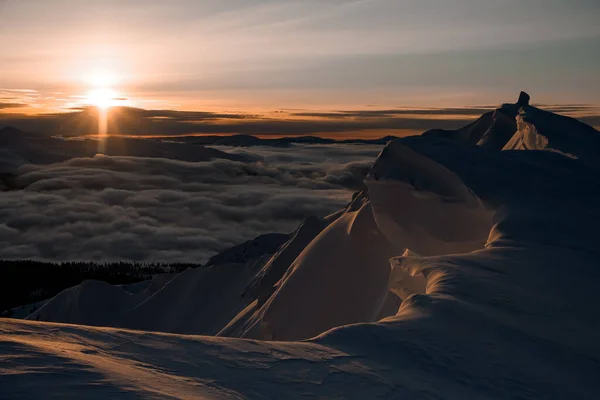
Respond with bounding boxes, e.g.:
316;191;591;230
81;70;130;153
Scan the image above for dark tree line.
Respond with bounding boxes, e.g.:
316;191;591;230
0;260;195;315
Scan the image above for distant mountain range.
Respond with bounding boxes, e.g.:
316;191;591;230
0;125;250;167
0;124;397;147
167;134;399;147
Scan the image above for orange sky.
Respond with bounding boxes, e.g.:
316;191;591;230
1;0;599;139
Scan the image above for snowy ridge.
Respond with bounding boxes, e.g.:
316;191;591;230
3;93;600;398
504;105;600;166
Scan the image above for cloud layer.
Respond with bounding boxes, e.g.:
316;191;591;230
0;105;475;138
3;103;598;138
0;144;381;263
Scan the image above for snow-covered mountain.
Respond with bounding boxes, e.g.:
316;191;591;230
3;93;600;398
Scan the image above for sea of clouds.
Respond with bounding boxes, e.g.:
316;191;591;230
0;143;382;263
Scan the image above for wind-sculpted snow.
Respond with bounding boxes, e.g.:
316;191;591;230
366;141;493;256
227;202;397;341
421;102;520;149
226;141;494;341
505;106;600;166
3;95;600;398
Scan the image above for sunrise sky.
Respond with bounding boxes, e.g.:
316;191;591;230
1;0;599;137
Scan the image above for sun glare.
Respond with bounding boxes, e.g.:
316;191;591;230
82;69;129;110
85;70;118;88
81;70;124;152
86;88;119;110
78;68;132;152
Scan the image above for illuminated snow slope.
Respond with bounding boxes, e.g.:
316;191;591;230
3;95;600;398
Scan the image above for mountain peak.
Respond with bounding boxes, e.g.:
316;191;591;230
0;125;25;135
517;91;530;107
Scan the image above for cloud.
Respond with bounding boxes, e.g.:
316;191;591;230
0;143;382;263
0;89;37;93
0;102;25;110
2;103;597;138
289;104;600;121
290;107;497;118
0;105;479;138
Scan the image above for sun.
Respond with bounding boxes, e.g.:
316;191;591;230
82;70;129;110
86;88;119;110
84;70;118;88
79;68;129;151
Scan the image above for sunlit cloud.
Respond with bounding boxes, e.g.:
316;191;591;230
0;89;38;94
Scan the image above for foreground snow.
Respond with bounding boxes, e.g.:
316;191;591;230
3;94;600;398
1;318;381;399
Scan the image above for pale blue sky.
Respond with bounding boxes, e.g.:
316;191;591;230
0;0;599;111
